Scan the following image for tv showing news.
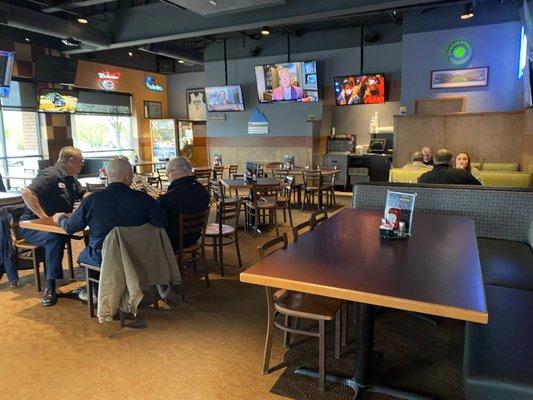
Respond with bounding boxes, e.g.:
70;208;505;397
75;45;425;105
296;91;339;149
0;51;15;98
255;61;318;103
205;85;245;112
334;74;385;105
39;90;78;113
34;55;78;85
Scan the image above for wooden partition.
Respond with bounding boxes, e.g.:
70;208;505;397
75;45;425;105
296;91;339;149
394;111;525;168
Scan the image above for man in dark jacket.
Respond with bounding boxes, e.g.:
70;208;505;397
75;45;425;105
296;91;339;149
158;157;210;252
419;149;481;185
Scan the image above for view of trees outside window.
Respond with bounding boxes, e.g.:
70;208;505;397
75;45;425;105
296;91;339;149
0;110;41;176
72;114;134;160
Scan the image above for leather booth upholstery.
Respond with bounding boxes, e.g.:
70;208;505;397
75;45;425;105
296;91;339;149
352;182;533;399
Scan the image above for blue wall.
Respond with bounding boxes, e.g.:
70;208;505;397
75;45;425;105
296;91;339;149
401;21;523;113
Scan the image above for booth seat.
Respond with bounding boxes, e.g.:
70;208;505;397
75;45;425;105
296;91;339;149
471;162;520;172
352;182;533;400
388;168;532;188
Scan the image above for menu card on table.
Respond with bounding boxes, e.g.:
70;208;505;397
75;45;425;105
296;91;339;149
384;190;416;235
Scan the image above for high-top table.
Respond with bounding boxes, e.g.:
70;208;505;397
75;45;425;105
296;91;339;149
240;208;488;399
0;192;23;206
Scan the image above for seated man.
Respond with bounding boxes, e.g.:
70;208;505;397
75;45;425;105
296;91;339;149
158;157;210;252
54;157;166;273
418;149;482;185
402;151;433;169
421;146;434;166
20;146;85;307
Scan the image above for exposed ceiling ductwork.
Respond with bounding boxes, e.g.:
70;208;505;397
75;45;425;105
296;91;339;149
138;42;204;65
0;3;112;48
161;0;286;16
41;0;119;14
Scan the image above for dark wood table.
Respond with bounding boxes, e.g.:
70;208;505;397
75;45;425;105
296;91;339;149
220;177;280;190
0;192;23;206
240;208;488;399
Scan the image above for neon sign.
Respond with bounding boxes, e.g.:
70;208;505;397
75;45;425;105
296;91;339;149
446;39;472;65
97;70;121;91
145;75;163;91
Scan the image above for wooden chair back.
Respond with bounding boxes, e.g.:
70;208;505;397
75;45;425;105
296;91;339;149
86;182;106;193
310;208;328;229
228;164;238;178
252;183;280;205
195;169;212;192
157;167;168;180
177;209;210;251
213;165;224;180
292;220;311;242
273;169;290;182
302;170;323;190
258;233;288;260
217;198;241;229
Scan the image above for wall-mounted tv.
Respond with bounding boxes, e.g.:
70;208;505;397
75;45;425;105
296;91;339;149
34;55;78;85
205;85;245;112
334;74;385;105
255;61;318;103
38;90;78;113
0;51;15;98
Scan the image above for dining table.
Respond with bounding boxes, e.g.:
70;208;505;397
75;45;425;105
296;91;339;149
0;191;23;206
240;208;488;399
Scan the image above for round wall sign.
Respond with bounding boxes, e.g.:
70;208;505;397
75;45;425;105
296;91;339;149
447;40;472;65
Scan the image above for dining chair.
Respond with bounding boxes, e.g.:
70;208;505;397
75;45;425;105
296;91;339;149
301;170;327;211
292;220;311;242
176;209;211;293
310;208;328;230
213;165;224;180
195;169;213;198
228;164;239;179
258;233;344;391
156;168;168;189
245;183;280;237
205;198;242;277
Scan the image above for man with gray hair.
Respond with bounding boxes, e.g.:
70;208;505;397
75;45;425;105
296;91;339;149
158;157;210;251
402;151;432;169
421;146;434;166
53;157;166;301
418;149;481;185
20;146;85;306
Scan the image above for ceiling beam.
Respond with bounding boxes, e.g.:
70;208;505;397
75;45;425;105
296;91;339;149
42;0;118;13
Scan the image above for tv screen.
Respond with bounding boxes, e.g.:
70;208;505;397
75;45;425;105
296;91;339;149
39;90;78;113
0;51;15;98
34;55;78;85
334;74;385;105
255;61;318;103
205;85;245;112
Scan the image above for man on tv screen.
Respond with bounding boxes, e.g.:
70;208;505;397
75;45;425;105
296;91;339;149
272;68;303;101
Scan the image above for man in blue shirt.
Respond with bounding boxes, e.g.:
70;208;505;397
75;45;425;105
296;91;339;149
20;147;85;307
53;157;166;301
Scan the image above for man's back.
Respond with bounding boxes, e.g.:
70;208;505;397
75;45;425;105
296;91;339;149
418;165;481;185
159;175;210;251
62;182;166;263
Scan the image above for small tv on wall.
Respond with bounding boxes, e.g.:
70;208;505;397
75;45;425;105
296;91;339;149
254;61;318;103
205;85;245;112
334;74;385;105
0;51;15;98
38;89;79;113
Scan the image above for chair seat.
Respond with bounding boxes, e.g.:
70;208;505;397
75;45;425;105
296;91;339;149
176;242;202;254
205;223;236;236
245;201;276;209
273;290;342;320
14;239;39;251
276;196;290;203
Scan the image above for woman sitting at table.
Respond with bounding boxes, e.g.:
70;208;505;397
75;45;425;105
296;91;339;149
454;152;482;184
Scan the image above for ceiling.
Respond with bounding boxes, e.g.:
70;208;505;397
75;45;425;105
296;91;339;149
0;0;472;72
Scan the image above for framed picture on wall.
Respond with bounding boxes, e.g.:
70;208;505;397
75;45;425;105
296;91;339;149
144;100;162;118
186;88;206;121
430;67;489;89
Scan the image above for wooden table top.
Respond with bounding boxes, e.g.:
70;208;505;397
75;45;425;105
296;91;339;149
0;192;23;206
240;208;488;324
20;215;88;236
220;177;280;189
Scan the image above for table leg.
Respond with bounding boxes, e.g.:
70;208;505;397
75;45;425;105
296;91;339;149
295;303;433;399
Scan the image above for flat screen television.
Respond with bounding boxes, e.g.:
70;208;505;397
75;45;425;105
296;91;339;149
34;55;78;85
255;61;318;103
205;85;245;112
334;74;385;105
38;90;79;113
0;51;15;98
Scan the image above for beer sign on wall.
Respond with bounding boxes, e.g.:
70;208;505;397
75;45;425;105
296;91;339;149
145;75;163;91
97;70;121;91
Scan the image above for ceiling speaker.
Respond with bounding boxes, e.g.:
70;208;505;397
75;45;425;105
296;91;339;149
364;32;380;43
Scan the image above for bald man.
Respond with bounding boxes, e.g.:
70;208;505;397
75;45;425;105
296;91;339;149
54;157;166;274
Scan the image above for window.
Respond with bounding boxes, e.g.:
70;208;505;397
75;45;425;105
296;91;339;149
72;91;134;159
0;81;42;180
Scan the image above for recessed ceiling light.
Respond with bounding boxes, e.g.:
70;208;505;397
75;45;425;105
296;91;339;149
209;0;217;6
261;26;270;36
24;37;30;42
77;17;88;24
178;60;185;64
128;51;133;57
460;3;474;20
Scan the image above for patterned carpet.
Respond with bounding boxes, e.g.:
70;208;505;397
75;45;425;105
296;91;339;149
0;196;465;400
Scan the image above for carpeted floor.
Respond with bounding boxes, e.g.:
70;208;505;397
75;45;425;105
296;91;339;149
0;195;465;400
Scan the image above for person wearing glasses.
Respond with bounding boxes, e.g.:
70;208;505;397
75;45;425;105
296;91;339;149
20;146;86;307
